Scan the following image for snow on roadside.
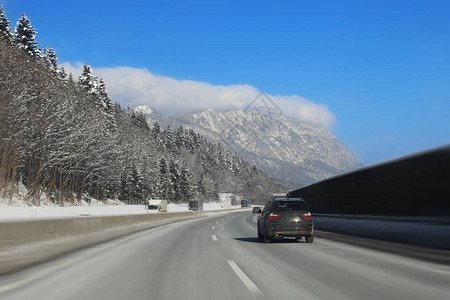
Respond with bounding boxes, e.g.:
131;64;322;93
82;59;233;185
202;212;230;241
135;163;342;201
0;201;239;221
0;183;242;221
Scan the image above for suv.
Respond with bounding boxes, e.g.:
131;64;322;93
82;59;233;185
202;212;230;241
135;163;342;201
257;198;314;243
252;206;262;213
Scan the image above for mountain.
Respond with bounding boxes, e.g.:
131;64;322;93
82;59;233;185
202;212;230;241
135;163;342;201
134;105;178;129
137;106;360;188
133;105;154;115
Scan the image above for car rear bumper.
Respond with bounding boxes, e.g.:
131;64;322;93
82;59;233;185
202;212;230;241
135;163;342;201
268;223;314;237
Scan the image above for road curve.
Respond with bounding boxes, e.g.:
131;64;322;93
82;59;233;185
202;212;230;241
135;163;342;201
0;211;449;300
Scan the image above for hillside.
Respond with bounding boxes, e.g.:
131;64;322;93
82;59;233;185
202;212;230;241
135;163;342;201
137;106;360;188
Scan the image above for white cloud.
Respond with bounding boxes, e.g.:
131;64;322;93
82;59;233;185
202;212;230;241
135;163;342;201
60;63;336;128
60;61;84;78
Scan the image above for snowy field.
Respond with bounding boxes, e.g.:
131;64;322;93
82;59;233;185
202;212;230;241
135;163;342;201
0;183;243;221
0;201;239;221
0;183;241;221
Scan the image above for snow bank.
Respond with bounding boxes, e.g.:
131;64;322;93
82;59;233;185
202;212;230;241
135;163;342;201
0;202;239;221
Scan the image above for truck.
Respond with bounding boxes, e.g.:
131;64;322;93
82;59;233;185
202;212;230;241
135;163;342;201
146;199;168;212
188;200;203;211
241;199;251;207
219;193;238;208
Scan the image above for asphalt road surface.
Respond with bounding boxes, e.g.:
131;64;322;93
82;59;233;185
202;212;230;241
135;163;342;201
1;211;449;300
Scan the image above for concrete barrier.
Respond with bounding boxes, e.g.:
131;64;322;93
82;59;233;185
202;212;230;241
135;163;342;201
0;212;198;249
0;211;204;275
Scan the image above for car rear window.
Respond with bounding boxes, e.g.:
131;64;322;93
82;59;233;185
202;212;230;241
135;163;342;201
273;201;308;212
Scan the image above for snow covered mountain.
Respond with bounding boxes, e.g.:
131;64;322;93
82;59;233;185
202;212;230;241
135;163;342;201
135;106;360;188
134;105;176;129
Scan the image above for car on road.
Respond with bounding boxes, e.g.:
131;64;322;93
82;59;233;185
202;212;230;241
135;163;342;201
252;207;262;213
257;198;314;243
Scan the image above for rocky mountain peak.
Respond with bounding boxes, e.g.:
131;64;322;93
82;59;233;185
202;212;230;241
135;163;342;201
133;105;154;115
139;107;360;188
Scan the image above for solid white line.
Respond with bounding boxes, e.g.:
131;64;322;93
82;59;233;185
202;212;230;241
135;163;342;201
212;235;218;241
227;260;261;295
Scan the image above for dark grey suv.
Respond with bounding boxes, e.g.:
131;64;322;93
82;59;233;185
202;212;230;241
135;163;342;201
257;198;314;243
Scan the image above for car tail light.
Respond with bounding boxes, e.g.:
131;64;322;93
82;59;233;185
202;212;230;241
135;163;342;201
268;213;280;220
302;213;312;220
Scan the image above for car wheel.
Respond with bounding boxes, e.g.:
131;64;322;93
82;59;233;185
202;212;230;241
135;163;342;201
257;227;263;241
305;234;314;243
263;229;272;243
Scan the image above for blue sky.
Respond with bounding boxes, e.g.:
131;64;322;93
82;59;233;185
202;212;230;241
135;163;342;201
3;0;449;165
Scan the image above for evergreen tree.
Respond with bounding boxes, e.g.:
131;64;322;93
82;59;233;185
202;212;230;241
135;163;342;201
169;159;180;202
175;126;185;149
158;158;172;200
97;78;114;112
128;165;144;204
78;64;97;94
57;66;69;81
14;13;40;56
179;162;193;201
0;4;13;41
163;127;176;151
42;47;57;69
197;175;206;199
119;176;130;203
151;122;164;146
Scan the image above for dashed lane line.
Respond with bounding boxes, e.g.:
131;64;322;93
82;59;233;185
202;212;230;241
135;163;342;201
227;260;261;295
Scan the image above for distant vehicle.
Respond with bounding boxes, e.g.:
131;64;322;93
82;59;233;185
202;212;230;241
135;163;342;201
146;199;168;212
147;204;160;210
252;207;262;213
241;199;251;207
257;198;314;243
188;200;203;211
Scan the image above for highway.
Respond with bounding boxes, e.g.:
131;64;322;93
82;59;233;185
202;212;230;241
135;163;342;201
0;211;449;300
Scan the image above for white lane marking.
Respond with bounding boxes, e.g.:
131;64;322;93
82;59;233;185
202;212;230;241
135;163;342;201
212;226;215;230
227;260;262;295
212;235;218;241
216;221;219;224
